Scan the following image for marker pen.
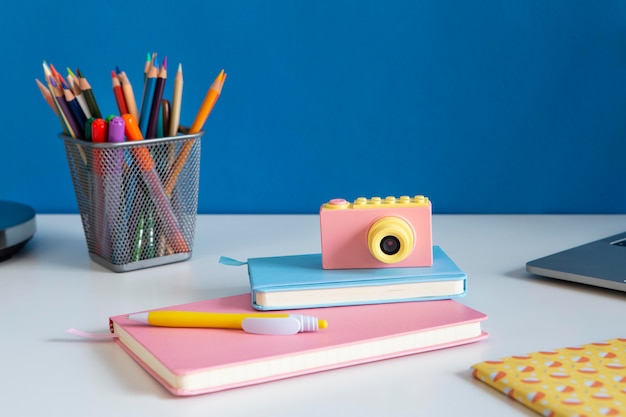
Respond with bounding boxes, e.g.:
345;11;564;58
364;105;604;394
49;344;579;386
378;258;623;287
128;311;329;335
90;118;108;257
103;116;126;265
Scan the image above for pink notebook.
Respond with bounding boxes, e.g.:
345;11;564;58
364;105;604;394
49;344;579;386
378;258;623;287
109;294;488;396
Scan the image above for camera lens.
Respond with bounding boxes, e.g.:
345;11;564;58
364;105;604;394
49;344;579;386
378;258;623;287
367;216;415;264
380;236;400;255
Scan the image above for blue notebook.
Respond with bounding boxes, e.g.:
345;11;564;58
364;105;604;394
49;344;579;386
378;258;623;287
221;246;467;310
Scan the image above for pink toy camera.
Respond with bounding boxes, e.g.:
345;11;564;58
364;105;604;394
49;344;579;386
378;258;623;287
319;195;432;270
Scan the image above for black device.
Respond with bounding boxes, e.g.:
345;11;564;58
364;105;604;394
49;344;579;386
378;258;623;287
0;201;36;262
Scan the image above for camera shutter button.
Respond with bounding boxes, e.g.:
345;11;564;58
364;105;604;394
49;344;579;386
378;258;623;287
328;198;348;205
325;198;350;209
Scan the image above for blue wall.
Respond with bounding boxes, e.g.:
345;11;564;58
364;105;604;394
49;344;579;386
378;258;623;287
2;1;626;214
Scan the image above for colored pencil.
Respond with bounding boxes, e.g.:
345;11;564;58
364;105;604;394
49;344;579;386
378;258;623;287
47;75;88;164
35;78;58;115
138;64;157;136
145;57;167;139
67;68;93;119
143;53;151;81
42;61;52;80
168;63;183;136
161;98;170;137
140;52;157;104
164;69;226;197
76;68;102;118
42;62;65;127
189;69;225;134
48;63;66;86
49;77;79;138
111;70;129;115
118;70;139;121
62;81;86;138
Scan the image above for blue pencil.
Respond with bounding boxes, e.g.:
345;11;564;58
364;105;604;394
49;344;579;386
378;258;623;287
138;65;157;136
62;82;86;139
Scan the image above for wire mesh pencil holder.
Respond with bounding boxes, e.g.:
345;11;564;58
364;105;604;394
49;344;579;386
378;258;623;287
59;132;203;272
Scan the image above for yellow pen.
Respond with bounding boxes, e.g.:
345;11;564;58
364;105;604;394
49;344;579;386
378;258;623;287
127;310;328;335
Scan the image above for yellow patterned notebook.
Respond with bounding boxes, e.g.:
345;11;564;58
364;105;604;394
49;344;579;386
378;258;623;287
471;338;626;417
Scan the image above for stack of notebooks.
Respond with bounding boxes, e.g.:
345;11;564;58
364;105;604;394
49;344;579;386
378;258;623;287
109;245;488;396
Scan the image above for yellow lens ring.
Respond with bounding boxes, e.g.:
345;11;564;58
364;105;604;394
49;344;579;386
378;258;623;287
367;216;415;264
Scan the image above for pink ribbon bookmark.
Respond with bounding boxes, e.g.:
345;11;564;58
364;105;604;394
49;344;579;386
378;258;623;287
66;328;117;340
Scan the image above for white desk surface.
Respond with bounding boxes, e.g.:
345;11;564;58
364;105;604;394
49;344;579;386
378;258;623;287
2;214;626;416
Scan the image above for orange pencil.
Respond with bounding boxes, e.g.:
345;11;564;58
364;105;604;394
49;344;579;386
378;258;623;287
164;69;226;196
122;114;154;172
35;78;58;115
122;114;189;253
189;69;225;134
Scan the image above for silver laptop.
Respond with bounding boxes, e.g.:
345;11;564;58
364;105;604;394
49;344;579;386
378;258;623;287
526;232;626;292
